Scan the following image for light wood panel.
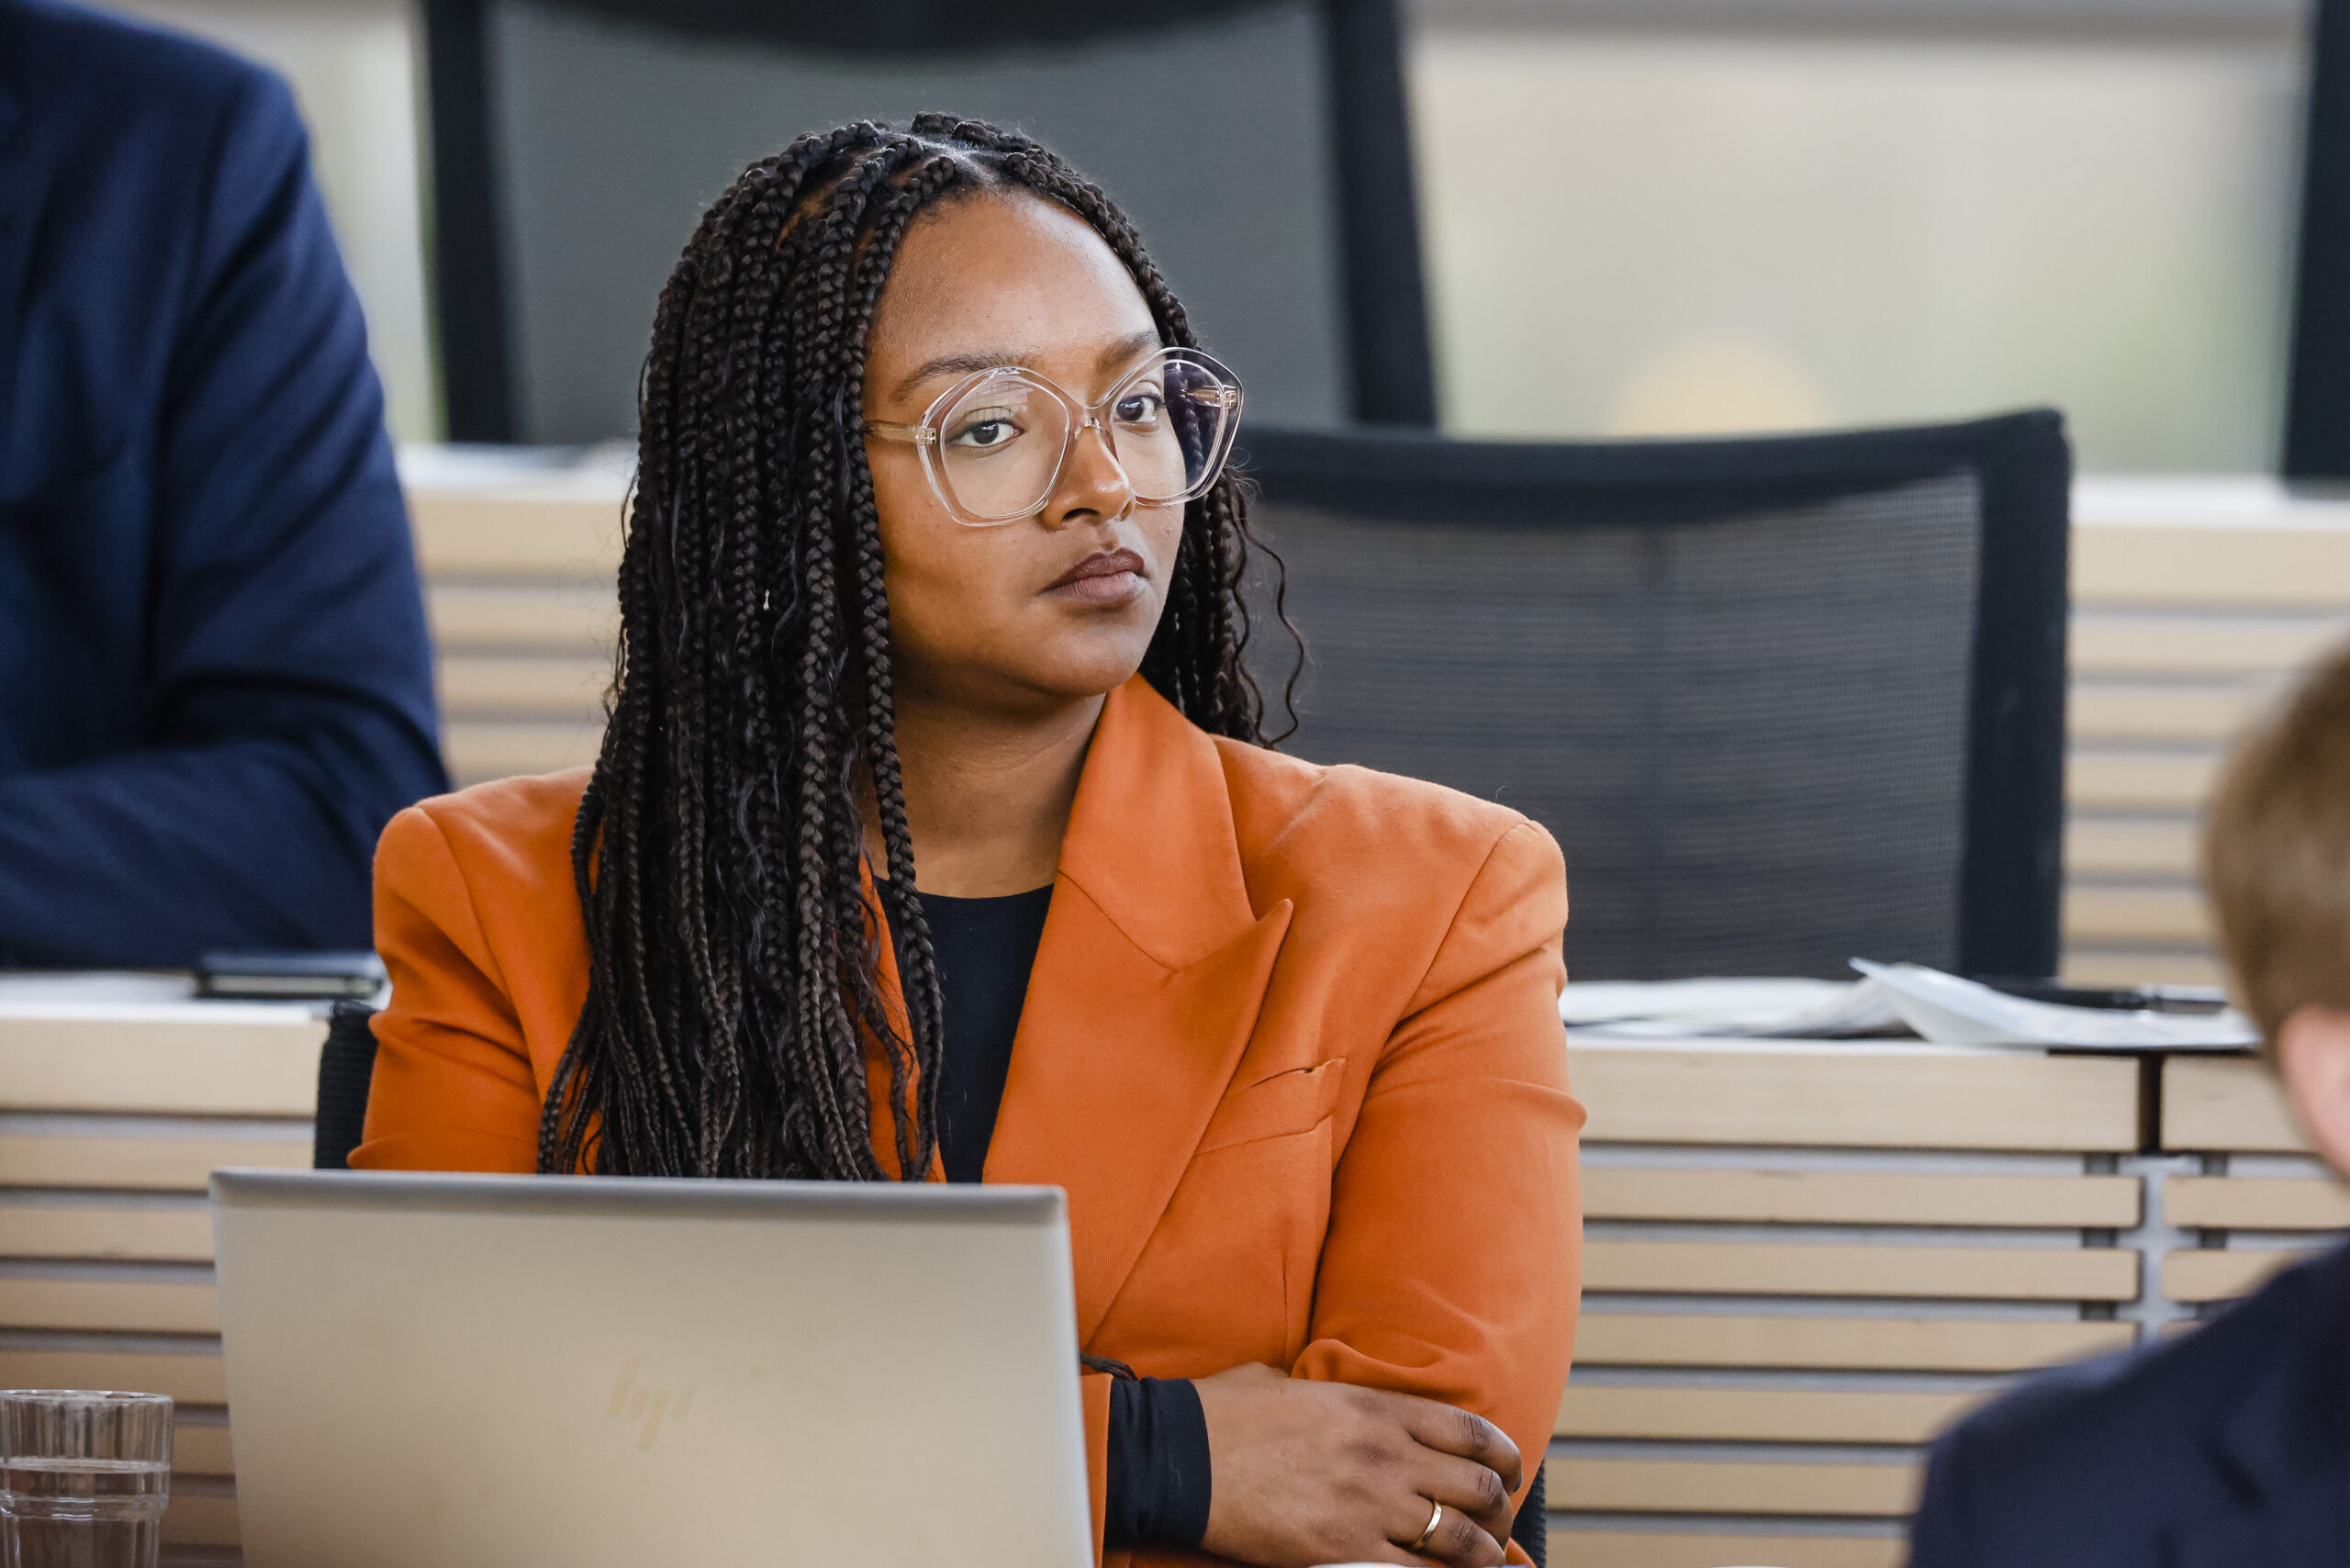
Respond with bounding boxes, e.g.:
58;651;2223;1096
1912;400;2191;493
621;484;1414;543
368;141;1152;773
437;654;609;713
0;1280;218;1334
1573;1314;2132;1372
2165;1175;2350;1229
1558;1384;1981;1444
2069;613;2350;673
173;1426;233;1477
0;1207;214;1261
2065;817;2199;879
1550;1458;1919;1518
2063;949;2225;988
2161;1056;2303;1152
1584;1241;2135;1301
2065;751;2220;812
2067;683;2266;744
160;1494;238;1548
2063;885;2210;945
442;720;602;782
1550;1529;1904;1568
0;1019;321;1116
1582;1169;2139;1228
407;493;621;577
0;1351;225;1406
2074;523;2350;610
0;1137;306;1191
1573;1047;2139;1151
428;583;615;650
2163;1248;2315;1303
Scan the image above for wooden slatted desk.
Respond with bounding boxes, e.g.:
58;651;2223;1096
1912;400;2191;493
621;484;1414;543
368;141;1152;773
6;974;2340;1568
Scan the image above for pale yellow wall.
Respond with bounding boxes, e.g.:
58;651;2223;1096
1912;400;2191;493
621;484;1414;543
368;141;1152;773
1409;9;2307;471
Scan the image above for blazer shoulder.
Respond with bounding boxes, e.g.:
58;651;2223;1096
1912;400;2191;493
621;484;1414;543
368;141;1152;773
1214;736;1548;878
5;0;290;127
1917;1248;2339;1556
381;769;591;913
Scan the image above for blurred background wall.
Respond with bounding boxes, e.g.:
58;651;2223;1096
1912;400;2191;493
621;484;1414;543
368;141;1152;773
116;0;2311;473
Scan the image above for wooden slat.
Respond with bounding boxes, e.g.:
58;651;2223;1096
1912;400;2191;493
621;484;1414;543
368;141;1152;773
2066;751;2220;812
428;583;615;650
2064;885;2210;945
2065;817;2199;878
2163;1248;2316;1303
2069;613;2350;673
2165;1175;2350;1229
442;720;603;783
1574;1315;2131;1372
1573;1047;2139;1151
2067;683;2266;744
161;1494;238;1548
0;1019;320;1116
2074;523;2350;610
437;654;608;715
1585;1241;2136;1301
2162;1056;2303;1152
1582;1169;2139;1228
1558;1384;1981;1444
173;1425;232;1477
408;493;621;577
0;1281;217;1334
0;1207;214;1261
0;1137;306;1191
1549;1529;1902;1568
0;1351;225;1406
1550;1458;1919;1518
2062;948;2226;988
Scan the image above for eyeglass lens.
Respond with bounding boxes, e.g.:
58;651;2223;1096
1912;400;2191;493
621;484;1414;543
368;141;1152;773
934;355;1237;523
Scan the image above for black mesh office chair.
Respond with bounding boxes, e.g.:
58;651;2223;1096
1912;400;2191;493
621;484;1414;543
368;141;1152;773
313;1001;380;1169
422;0;1433;444
1237;410;2072;983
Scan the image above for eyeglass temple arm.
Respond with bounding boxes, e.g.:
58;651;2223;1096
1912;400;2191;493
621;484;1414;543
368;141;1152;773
863;420;934;445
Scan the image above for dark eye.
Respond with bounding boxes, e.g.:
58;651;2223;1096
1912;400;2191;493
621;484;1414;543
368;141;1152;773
1114;390;1167;427
948;416;1022;451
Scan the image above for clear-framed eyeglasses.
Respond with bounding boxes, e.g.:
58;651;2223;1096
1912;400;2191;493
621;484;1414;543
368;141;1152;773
864;346;1244;527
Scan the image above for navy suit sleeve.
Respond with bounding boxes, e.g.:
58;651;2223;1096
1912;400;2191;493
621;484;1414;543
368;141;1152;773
1907;1421;1978;1568
0;63;445;966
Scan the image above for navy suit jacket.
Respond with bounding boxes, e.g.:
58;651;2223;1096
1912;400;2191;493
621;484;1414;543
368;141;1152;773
0;0;445;966
1908;1240;2350;1568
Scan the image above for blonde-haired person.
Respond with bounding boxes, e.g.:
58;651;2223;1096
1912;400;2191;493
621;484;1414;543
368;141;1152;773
1906;641;2350;1568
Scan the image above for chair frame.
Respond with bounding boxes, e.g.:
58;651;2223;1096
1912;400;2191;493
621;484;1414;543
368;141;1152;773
1236;409;2074;981
419;0;1435;442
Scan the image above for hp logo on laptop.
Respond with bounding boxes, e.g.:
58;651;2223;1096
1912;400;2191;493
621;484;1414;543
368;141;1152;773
608;1358;696;1450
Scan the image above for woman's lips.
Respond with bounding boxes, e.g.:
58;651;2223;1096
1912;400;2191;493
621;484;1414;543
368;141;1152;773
1045;547;1148;606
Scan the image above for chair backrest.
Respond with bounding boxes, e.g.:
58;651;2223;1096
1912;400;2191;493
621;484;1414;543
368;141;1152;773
422;0;1432;444
1237;412;2072;982
313;1001;381;1169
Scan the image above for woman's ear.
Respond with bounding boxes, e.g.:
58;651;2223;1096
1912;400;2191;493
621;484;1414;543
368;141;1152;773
2275;1004;2350;1179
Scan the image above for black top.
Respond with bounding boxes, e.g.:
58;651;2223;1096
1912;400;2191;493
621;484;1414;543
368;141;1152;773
900;883;1212;1548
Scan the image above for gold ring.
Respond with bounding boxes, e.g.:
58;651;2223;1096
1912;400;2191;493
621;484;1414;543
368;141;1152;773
1408;1498;1445;1554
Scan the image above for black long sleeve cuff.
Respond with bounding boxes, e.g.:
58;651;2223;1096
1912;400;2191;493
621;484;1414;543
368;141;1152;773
1103;1376;1213;1548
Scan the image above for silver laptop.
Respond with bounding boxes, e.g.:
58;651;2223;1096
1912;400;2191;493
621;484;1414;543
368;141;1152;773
211;1170;1092;1568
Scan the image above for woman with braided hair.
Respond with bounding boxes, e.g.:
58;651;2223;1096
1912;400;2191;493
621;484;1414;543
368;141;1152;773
354;117;1581;1568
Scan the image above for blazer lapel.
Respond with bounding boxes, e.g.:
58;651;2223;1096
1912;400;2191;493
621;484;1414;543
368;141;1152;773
983;678;1292;1345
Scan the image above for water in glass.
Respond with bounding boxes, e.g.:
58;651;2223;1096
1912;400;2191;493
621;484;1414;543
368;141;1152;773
0;1458;167;1568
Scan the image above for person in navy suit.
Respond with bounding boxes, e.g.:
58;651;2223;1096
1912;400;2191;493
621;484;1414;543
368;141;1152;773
1908;640;2350;1568
0;0;445;967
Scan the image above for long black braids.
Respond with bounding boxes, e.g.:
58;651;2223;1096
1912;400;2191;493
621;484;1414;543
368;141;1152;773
539;116;1296;1181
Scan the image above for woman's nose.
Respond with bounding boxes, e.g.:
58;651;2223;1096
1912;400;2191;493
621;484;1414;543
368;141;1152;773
1040;420;1135;527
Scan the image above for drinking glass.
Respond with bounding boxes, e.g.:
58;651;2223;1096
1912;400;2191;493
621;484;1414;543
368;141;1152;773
0;1392;171;1568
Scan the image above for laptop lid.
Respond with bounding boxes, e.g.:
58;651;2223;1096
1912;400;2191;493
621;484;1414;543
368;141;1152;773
211;1170;1092;1568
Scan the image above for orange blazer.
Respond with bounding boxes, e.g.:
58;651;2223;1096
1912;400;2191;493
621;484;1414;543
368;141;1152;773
355;675;1584;1567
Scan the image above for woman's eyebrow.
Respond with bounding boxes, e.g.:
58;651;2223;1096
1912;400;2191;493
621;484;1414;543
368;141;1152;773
891;332;1166;400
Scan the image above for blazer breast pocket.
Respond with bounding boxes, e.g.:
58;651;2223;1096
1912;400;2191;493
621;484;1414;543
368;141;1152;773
1195;1058;1346;1155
